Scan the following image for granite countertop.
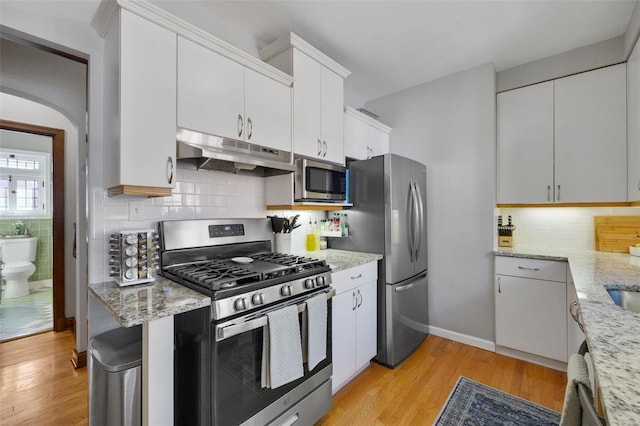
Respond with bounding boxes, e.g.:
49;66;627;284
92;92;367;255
88;276;211;327
496;247;640;425
292;248;382;272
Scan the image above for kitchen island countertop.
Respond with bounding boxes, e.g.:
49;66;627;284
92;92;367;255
496;246;640;425
88;276;211;328
292;248;382;272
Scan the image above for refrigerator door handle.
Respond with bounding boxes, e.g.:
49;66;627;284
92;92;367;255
406;181;415;262
414;181;425;261
410;181;420;262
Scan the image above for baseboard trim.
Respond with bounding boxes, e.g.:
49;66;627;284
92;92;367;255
71;349;87;369
496;345;567;372
429;326;496;352
65;317;75;334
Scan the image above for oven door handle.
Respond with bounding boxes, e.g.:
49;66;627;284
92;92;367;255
216;289;336;341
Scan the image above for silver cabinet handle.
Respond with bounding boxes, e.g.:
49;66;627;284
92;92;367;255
238;114;243;138
557;184;561;201
357;289;362;308
517;266;540;271
317;139;322;156
322;141;327;157
350;274;362;280
414;182;424;261
247;117;252;140
352;291;357;311
569;300;585;332
497;276;501;293
166;156;174;184
547;185;551;202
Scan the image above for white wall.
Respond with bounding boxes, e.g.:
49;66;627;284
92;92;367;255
0;80;80;319
1;2;103;354
497;207;640;250
366;63;497;345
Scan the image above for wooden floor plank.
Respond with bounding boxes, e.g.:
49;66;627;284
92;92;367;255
318;335;567;425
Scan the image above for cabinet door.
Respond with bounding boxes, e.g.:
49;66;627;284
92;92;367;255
292;50;322;159
343;111;368;160
628;40;640;202
331;290;356;394
497;82;554;204
555;64;627;203
368;126;390;158
244;68;292;152
177;37;244;141
321;66;345;165
495;275;567;361
119;10;177;188
355;280;377;369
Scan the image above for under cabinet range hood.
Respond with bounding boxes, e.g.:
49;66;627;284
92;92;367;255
176;128;295;176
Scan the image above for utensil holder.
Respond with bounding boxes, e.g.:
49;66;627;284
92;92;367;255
274;233;292;254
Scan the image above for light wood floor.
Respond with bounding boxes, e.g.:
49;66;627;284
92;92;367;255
0;332;566;425
0;330;88;425
318;335;567;425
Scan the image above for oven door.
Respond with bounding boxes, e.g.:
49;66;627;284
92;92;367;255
213;289;333;426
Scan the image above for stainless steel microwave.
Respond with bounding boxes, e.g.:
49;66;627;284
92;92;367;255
295;158;347;202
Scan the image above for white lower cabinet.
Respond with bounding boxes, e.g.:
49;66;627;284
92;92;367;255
495;257;567;363
331;261;377;394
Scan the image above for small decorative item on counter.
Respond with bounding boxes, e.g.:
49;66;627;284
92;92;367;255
306;220;316;251
630;238;640;257
497;215;515;247
108;229;160;286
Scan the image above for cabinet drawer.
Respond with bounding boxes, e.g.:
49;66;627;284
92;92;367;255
495;256;566;282
331;262;377;294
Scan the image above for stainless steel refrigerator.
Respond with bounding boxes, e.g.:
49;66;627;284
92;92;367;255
330;153;428;368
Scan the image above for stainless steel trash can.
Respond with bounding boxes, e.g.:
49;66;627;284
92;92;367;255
90;326;142;426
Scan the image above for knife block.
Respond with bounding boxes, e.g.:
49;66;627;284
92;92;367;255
498;234;514;247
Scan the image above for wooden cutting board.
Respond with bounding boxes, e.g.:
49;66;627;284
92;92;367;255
594;216;640;252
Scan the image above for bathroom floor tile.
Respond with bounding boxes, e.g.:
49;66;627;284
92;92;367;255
0;287;52;342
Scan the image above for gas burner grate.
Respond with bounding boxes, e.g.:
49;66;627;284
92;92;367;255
167;260;261;290
251;253;326;271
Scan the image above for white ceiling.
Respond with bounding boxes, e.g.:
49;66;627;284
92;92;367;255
2;0;637;104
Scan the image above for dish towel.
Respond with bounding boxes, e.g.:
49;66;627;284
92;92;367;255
261;305;304;389
306;293;327;371
560;353;592;426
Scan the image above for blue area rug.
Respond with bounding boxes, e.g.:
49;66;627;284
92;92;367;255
435;376;560;426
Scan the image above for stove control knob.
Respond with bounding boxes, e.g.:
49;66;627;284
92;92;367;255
252;293;265;305
234;298;248;312
315;276;325;286
281;285;292;296
304;278;315;289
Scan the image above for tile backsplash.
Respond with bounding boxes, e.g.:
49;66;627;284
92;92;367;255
0;217;52;282
496;206;640;250
90;166;271;281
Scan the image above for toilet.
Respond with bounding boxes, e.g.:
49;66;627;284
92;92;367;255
0;236;38;299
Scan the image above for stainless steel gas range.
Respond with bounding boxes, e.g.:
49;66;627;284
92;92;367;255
158;218;334;426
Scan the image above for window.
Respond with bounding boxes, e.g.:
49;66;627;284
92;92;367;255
0;149;51;216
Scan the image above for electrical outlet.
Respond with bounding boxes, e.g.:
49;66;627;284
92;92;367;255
129;200;145;221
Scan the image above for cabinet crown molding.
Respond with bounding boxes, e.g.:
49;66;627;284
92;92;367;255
259;32;351;78
91;0;294;87
345;106;392;134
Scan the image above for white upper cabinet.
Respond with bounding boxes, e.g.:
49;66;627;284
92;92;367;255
344;107;392;160
177;37;244;141
497;82;554;204
260;33;351;165
628;39;640;203
177;36;292;152
102;9;177;196
555;63;627;203
497;64;627;204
